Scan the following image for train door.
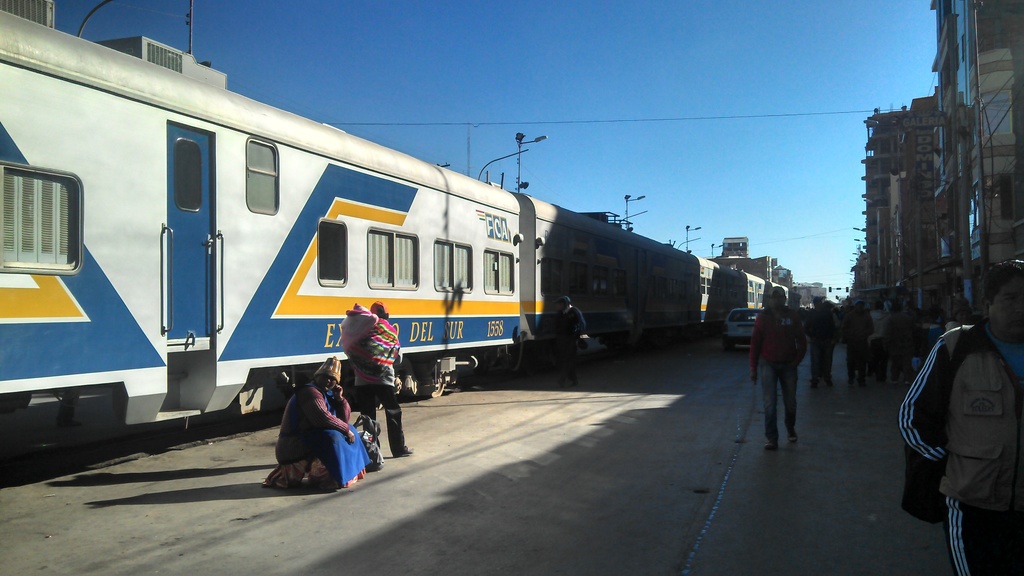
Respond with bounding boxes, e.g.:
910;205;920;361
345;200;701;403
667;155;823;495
161;123;221;415
164;123;216;349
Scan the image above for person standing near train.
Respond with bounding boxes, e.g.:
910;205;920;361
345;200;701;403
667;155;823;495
554;296;586;388
750;286;807;450
342;301;414;458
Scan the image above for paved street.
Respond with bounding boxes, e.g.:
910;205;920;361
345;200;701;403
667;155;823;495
0;339;949;575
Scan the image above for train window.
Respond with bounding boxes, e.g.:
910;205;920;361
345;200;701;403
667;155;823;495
571;232;589;256
484;249;514;295
317;220;347;285
246;140;279;215
540;257;563;296
568;262;588;295
434;240;472;292
173;138;202;212
592;265;609;296
1;166;81;274
368;230;418;289
612;269;627;296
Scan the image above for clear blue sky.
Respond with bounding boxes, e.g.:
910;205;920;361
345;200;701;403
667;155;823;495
55;1;937;291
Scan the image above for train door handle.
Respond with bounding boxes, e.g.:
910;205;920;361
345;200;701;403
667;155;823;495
160;223;174;336
216;231;224;333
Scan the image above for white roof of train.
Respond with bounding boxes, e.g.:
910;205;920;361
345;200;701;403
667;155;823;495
0;12;519;214
520;194;698;261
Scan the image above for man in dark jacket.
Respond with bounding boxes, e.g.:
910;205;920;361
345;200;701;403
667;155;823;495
841;299;874;386
750;287;807;450
899;260;1024;574
554;295;586;387
805;297;837;387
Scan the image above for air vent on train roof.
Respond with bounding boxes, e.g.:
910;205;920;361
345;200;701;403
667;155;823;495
97;36;227;89
0;0;54;27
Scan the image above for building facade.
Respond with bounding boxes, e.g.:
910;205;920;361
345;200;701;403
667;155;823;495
854;0;1024;316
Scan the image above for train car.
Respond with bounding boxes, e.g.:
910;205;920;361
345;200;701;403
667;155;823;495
697;257;751;331
746;273;767;309
0;14;526;422
513;195;702;351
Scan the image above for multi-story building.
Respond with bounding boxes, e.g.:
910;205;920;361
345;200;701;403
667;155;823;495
855;1;1024;315
720;237;749;258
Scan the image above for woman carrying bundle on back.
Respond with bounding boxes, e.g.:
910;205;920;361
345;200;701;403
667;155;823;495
342;302;414;459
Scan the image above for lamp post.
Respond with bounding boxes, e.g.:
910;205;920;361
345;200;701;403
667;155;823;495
477;150;525;182
515;133;547;192
684;225;702;253
624;194;646;231
711;243;718;257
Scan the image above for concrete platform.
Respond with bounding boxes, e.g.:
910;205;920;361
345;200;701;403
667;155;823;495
0;341;951;575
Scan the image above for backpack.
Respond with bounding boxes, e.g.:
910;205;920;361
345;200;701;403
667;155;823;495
900;327;967;523
355;414;385;472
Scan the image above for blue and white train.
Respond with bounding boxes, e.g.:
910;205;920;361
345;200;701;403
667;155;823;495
0;12;775;424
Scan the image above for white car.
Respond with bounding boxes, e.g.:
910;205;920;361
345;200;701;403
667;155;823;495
722;308;760;350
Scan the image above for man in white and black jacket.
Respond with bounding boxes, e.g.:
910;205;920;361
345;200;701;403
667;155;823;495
899;260;1024;575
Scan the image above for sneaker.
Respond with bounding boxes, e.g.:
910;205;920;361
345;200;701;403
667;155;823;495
787;430;798;443
393;447;414;458
764;440;778;451
825;379;834;387
810;379;819;388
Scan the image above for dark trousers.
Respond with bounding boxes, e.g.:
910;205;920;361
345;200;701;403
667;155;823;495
945;498;1024;575
808;337;834;384
556;337;578;386
869;338;888;382
354;384;407;457
846;340;869;384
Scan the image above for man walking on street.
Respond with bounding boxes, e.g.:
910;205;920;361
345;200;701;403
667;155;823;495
805;297;837;387
842;299;874;386
900;260;1024;575
750;287;807;450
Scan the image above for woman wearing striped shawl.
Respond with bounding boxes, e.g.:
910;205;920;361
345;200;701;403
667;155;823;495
341;302;413;458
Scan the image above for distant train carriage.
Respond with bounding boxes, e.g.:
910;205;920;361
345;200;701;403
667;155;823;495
698;257;752;331
746;273;767;308
515;195;701;350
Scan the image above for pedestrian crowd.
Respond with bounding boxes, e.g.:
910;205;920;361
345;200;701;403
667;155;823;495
747;260;1024;575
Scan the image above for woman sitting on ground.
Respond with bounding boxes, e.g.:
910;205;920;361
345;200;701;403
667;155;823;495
263;356;371;490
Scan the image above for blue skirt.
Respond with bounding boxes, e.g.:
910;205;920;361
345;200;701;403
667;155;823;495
300;429;371;486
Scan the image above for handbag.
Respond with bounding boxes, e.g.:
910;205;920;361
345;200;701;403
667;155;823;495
901;444;947;524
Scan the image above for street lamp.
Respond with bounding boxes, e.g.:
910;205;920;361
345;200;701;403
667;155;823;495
684;225;702;253
515;133;547;191
711;243;718;257
624;194;646;231
477;150;525;182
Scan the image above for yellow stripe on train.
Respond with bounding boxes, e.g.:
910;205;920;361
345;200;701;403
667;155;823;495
0;274;88;323
275;198;407;317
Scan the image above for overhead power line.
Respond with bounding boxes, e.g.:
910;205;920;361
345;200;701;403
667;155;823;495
326;109;877;128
